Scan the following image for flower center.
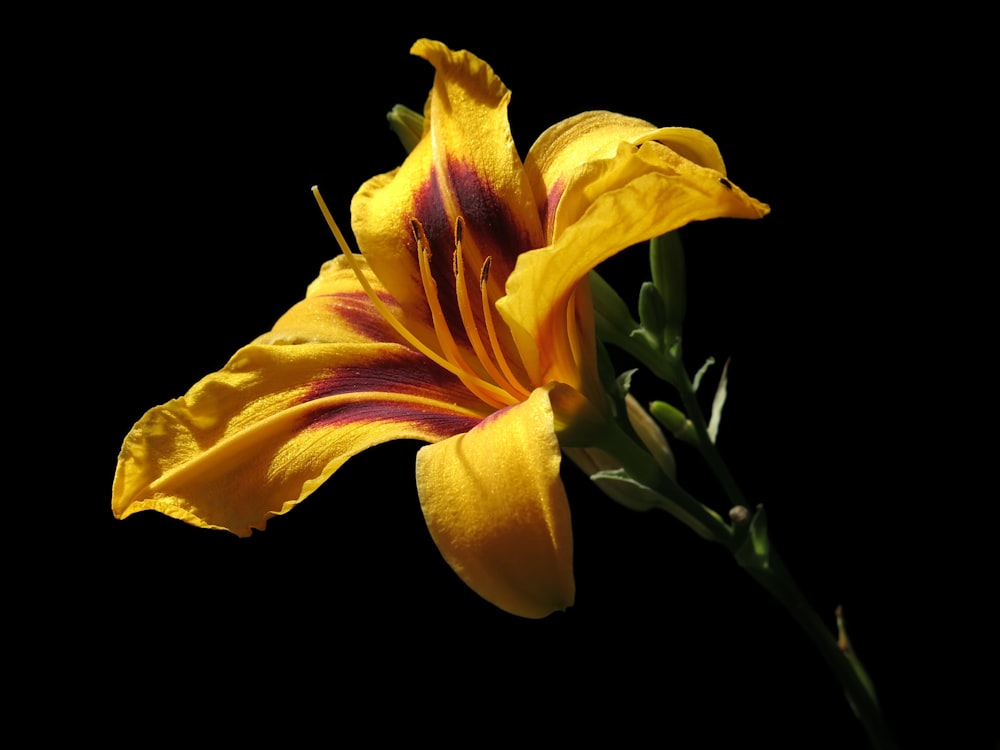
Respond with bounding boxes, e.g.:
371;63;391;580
313;187;530;411
411;216;532;408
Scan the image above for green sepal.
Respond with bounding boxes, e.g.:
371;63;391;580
707;358;730;444
733;504;771;571
594;338;623;419
749;504;770;562
691;356;716;392
615;368;637;398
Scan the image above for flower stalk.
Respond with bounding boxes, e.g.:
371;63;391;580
585;232;897;750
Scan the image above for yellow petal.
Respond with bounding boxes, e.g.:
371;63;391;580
415;385;574;618
255;254;406;346
545;133;765;243
500;141;769;385
113;342;488;536
351;39;544;327
525;111;730;238
114;256;491;537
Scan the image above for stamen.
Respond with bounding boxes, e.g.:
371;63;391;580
412;219;516;409
311;186;515;409
412;220;478;378
452;218;526;397
479;256;532;398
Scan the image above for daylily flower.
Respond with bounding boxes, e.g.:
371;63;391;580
113;39;768;618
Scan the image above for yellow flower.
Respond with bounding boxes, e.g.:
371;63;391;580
112;39;768;618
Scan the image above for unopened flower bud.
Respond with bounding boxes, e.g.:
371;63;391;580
648;400;697;445
387;104;425;154
638;281;668;340
625;394;676;479
649;231;686;344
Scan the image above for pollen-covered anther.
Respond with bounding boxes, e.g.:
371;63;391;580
414;220;478;375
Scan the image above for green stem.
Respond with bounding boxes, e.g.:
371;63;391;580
663;359;897;749
592;243;895;745
586;438;897;748
742;549;898;750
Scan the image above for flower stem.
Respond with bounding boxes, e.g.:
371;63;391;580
663;358;896;749
592;235;896;746
741;548;898;750
588;425;897;748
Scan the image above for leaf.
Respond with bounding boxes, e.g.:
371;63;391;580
707;357;730;444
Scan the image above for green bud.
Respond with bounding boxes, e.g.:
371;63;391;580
638;281;668;342
625;394;676;479
648;400;697;445
649;231;686;344
386;104;425;154
589;270;638;339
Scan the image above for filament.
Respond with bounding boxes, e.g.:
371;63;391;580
452;219;531;399
478;257;532;398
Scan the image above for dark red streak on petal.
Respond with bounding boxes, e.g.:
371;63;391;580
301;346;486;407
413;169;463;326
445;158;538;282
322;291;406;343
299;347;487;435
543;179;566;239
305;398;481;437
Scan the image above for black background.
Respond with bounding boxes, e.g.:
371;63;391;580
39;13;993;748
